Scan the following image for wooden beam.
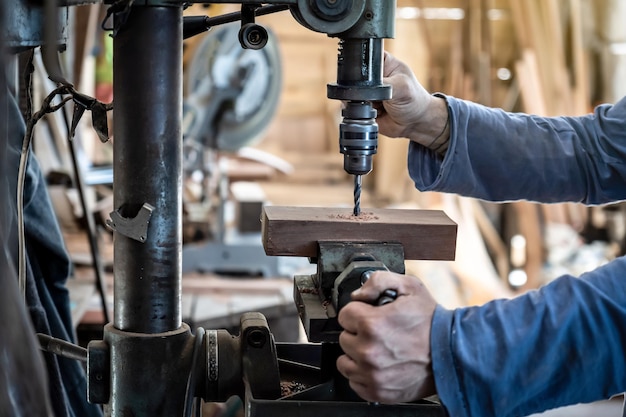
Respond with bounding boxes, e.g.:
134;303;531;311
261;206;457;260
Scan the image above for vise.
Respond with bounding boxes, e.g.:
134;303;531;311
295;241;406;342
261;205;458;344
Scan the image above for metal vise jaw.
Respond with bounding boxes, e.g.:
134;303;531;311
294;241;405;343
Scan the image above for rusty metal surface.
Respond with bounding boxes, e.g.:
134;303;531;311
112;5;183;334
2;0;67;50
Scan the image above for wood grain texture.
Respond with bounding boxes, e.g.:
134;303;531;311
262;206;457;260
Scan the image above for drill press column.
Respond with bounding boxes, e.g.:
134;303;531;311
113;6;182;334
93;6;194;417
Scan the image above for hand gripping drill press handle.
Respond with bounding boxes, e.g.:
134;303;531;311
360;269;399;305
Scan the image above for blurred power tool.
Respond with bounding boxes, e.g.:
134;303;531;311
181;22;286;277
183;22;282;158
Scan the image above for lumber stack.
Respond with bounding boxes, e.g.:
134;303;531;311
595;0;626;103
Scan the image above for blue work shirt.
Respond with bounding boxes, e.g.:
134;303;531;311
407;95;626;417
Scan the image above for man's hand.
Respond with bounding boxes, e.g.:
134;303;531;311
376;52;449;147
336;271;437;404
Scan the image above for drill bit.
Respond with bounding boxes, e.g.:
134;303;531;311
353;174;362;216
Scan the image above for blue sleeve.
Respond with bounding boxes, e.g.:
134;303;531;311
408;95;626;205
430;256;626;417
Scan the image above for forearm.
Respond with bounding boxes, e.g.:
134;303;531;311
405;95;450;154
431;256;626;417
408;95;626;204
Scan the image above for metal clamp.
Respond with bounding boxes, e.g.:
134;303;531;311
106;203;154;243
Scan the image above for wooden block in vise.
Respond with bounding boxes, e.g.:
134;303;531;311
261;206;457;261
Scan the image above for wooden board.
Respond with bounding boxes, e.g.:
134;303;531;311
262;206;457;260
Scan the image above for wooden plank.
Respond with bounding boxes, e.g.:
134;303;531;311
262;206;457;260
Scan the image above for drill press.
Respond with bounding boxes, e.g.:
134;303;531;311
86;2;404;416
326;14;392;215
21;1;452;416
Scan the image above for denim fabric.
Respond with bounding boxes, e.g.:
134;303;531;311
408;96;626;417
1;45;55;417
2;64;102;417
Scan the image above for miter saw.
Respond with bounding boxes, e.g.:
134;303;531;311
181;22;286;277
183;21;281;154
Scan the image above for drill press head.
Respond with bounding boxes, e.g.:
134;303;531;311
290;0;395;176
326;2;395;177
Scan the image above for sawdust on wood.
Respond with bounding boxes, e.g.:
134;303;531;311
328;212;379;221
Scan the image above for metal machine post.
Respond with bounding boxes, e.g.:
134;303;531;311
112;5;183;334
90;5;195;416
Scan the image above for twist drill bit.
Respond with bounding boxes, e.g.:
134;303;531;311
353;174;362;216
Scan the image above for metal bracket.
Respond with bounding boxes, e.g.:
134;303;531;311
294;242;405;342
317;241;405;295
106;203;154;243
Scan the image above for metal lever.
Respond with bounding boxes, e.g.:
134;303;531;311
360;270;398;305
106;203;154;243
376;289;398;305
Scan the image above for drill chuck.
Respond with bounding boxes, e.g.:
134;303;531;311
340;101;378;175
328;37;389;176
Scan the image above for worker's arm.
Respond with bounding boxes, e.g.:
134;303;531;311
337;260;626;417
409;94;626;205
379;52;626;205
432;255;626;417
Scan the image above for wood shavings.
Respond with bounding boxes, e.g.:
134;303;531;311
327;212;380;221
281;381;308;397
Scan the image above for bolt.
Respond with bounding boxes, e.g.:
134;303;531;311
360;270;375;285
247;329;266;348
248;30;261;45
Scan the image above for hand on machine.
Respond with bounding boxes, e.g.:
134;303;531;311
337;270;438;404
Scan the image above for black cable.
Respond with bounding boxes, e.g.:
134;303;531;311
63;107;111;324
18;61;72;299
184;327;206;417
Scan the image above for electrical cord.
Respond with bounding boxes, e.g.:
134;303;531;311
184;327;206;417
17;56;71;298
17;50;112;301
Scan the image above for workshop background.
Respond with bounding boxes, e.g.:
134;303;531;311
27;1;626;416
